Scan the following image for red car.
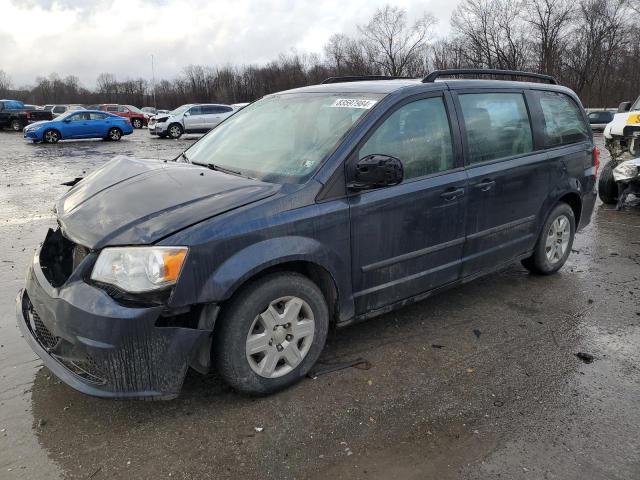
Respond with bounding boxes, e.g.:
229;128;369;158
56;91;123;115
95;104;148;128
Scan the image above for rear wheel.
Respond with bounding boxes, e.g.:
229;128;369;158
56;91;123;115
598;161;618;204
10;119;22;131
132;118;143;129
522;203;575;275
108;127;122;141
167;123;183;139
43;129;60;144
213;272;329;395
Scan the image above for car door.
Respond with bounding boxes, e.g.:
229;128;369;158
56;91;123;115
348;93;467;314
183;105;203;132
453;90;550;277
199;105;219;130
88;112;108;137
62;112;91;138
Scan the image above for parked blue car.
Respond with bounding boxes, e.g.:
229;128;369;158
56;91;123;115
23;110;133;143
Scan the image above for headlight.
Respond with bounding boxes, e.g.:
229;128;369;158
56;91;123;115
91;246;188;293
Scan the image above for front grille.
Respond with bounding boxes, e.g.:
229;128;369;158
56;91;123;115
23;298;107;386
30;308;60;350
39;228;89;288
55;356;106;385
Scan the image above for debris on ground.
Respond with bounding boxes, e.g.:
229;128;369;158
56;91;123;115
473;329;482;339
307;358;370;378
431;344;445;349
575;352;595;364
254;427;264;433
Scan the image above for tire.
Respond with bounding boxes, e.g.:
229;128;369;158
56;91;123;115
522;203;575;275
107;127;122;141
213;272;329;395
132;118;143;129
167;123;183;139
10;119;23;131
598;161;618;204
43;129;60;144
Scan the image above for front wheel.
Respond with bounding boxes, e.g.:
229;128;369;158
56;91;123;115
10;119;23;131
107;127;122;141
213;272;329;395
43;129;60;144
132;118;143;129
598;161;618;204
522;203;575;275
167;123;183;139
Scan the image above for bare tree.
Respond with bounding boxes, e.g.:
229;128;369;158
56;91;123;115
524;0;575;76
0;70;12;96
452;0;530;70
359;5;437;76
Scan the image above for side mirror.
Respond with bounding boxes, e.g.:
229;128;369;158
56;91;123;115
618;101;632;113
63;119;71;123
184;111;191;116
348;154;403;191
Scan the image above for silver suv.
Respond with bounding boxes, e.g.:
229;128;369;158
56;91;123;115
149;103;234;139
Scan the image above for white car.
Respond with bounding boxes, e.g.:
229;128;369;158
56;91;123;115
149;103;234;139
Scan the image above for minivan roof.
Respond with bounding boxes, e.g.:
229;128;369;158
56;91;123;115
280;78;574;96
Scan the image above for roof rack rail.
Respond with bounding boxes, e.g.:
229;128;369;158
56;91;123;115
321;75;413;84
422;69;557;85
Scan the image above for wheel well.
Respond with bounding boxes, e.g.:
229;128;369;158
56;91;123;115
558;192;581;225
226;261;339;324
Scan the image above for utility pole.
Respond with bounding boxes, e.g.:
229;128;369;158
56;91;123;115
151;54;157;108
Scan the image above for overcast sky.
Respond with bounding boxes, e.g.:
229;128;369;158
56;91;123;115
1;0;458;88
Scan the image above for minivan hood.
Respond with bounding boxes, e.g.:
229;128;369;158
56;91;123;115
56;156;279;249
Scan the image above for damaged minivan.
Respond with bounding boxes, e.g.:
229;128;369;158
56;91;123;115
17;70;597;399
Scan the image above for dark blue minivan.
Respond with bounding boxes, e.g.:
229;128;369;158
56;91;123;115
17;70;598;399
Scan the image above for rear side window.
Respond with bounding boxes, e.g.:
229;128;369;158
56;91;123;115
106;106;118;112
53;106;66;113
459;93;533;164
535;91;589;146
89;113;106;120
359;97;454;180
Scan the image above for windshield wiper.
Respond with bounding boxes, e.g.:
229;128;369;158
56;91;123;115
190;160;252;179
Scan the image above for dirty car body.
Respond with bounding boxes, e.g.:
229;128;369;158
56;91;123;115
18;73;598;399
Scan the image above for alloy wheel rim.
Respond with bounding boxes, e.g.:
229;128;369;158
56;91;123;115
170;126;180;137
45;131;57;142
545;214;570;263
246;296;315;378
110;130;120;140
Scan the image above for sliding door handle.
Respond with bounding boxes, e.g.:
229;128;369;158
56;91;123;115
440;187;465;201
475;179;496;191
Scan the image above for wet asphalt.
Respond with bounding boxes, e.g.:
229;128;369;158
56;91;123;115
0;129;638;480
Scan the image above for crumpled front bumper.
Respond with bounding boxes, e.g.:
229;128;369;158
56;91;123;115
17;249;212;400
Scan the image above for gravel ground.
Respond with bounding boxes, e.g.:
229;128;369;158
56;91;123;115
0;129;638;480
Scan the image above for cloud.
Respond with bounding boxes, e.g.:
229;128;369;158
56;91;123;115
0;0;458;88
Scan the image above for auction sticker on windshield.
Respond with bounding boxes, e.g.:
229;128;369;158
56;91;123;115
331;98;377;109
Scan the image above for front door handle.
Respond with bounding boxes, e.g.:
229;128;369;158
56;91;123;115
475;179;496;191
440;187;465;201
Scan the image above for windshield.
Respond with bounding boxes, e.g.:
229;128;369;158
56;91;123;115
185;93;384;183
631;96;640;112
126;105;143;113
170;104;193;116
